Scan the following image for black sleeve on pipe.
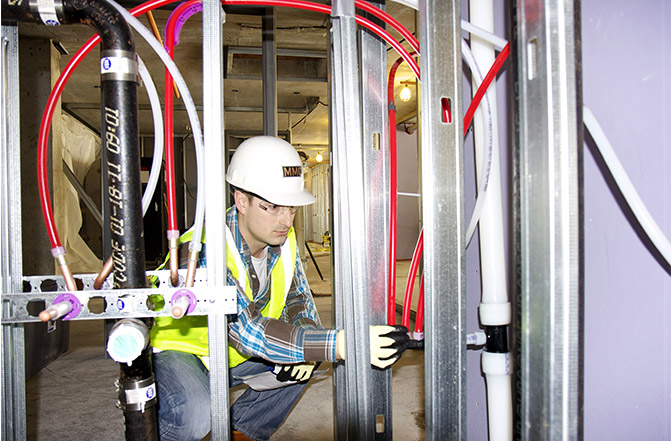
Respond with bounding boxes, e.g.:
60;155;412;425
485;325;509;353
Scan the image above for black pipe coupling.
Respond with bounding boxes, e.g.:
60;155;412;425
484;325;509;353
116;376;158;413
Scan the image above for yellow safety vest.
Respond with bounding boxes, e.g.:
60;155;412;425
150;223;297;368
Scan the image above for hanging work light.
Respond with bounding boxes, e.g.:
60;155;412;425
399;84;412;102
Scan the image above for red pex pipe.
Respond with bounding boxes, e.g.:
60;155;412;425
38;0;418;262
354;0;418;53
164;0;201;233
388;104;398;325
415;273;424;334
402;229;423;329
37;0;178;251
463;42;510;135
386;52;416;325
225;0;420;79
39;0;504;329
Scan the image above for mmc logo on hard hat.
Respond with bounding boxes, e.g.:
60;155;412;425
282;166;302;177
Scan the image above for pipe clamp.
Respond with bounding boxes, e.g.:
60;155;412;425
100;50;138;83
117;376;157;412
30;0;63;26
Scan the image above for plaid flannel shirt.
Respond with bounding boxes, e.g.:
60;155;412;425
186;207;338;363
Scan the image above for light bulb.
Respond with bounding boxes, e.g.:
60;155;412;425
399;85;412;102
316;152;323;163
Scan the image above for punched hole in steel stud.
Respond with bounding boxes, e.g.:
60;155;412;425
27;300;47;317
88;296;106;314
441;97;452;124
147;294;165;312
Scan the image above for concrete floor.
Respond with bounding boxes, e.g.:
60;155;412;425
26;247;425;440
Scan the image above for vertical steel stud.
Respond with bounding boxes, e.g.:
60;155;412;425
418;0;466;439
512;0;583;440
359;1;393;438
202;1;231;439
330;0;375;438
1;23;27;441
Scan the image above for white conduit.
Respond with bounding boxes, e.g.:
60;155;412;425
469;3;512;441
583;106;671;268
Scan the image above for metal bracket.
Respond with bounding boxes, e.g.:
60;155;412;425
2;269;236;324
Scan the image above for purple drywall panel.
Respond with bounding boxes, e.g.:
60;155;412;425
582;1;671;439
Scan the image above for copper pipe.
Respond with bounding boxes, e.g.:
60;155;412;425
184;251;199;288
94;255;114;290
146;11;180;99
168;237;180;287
56;255;78;291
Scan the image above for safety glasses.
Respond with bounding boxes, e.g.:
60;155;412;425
242;190;299;216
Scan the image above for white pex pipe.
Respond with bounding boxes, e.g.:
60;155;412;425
470;0;509;318
469;2;512;441
583;106;671;268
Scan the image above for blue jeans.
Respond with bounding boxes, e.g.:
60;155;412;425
153;350;308;441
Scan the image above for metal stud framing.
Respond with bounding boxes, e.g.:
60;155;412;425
202;1;232;440
329;0;378;438
1;23;27;441
1;1;586;439
512;0;582;440
359;0;393;438
418;0;466;438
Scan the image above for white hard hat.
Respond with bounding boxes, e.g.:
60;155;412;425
226;136;315;206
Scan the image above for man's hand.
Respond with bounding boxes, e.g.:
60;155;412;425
336;325;411;369
275;362;317;382
370;325;410;368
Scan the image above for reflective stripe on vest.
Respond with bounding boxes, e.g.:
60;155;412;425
149;225;297;368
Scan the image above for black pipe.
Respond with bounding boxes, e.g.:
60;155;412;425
2;1;155;439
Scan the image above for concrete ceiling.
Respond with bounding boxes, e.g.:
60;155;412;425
16;1;419;165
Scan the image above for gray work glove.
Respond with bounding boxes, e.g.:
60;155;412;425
337;325;411;369
275;362;318;382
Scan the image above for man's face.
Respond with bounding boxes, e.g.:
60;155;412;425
236;191;296;256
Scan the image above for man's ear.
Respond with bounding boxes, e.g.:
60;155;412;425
234;190;248;214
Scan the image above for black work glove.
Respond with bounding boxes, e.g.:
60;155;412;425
369;325;411;368
275;362;319;382
337;325;411;369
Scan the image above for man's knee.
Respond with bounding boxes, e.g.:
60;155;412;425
153;351;211;441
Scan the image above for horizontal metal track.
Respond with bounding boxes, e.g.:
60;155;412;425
2;269;236;323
